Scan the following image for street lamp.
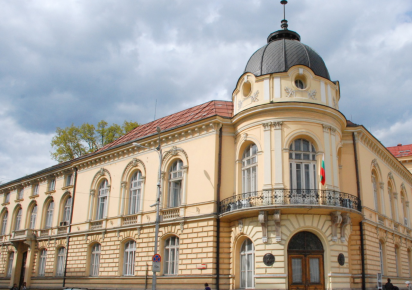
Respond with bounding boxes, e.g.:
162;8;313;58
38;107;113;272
133;126;162;290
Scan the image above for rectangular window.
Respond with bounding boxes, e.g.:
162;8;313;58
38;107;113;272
379;242;384;275
5;193;10;203
66;174;73;187
309;258;320;283
7;253;14;277
97;196;107;220
33;184;39;196
17;188;24;200
292;258;303;283
395;248;399;276
49;179;56;191
56;248;66;276
38;250;47;276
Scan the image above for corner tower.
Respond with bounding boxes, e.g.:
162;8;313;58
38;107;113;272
233;2;340;115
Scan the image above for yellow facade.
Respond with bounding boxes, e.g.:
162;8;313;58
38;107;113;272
1;15;412;290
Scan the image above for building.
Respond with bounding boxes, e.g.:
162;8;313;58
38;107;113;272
388;144;412;174
1;3;412;290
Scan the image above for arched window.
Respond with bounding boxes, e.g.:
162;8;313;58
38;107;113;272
168;160;183;208
164;236;179;275
7;252;14;277
14;208;22;231
1;211;8;235
129;171;143;214
30;205;37;229
38;249;47;276
56;247;66;276
123;240;136;276
45;201;54;229
63;197;72;223
97;180;109;220
289;139;317;190
240;239;254;289
242;144;258;194
90;244;101;276
395;246;401;276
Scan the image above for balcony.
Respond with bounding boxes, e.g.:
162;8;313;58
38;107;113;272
122;215;138;226
219;189;361;214
162;208;180;220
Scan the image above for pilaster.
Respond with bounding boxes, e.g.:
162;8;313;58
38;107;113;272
322;125;333;189
273;121;283;189
262;122;272;189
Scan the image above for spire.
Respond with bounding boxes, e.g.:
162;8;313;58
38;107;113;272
280;0;288;30
266;0;300;43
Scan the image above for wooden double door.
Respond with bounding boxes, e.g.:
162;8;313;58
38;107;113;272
288;232;325;290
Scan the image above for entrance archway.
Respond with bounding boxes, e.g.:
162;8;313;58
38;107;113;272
288;231;325;290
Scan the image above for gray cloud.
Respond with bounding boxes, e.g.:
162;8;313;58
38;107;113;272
1;0;412;181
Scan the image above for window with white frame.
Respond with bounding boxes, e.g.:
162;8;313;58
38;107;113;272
240;238;255;289
38;249;47;276
33;184;39;196
1;211;8;235
168;160;183;208
66;174;73;187
164;236;179;275
5;192;10;203
129;171;143;214
63;197;72;223
123;240;136;276
30;205;37;229
379;241;384;275
242;144;258;194
56;247;66;276
7;252;14;277
17;188;24;200
45;201;54;229
90;243;101;276
14;208;22;231
49;178;56;191
96;180;109;220
289;139;317;191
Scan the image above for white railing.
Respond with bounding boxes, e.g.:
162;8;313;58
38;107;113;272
14;230;26;237
162;208;180;220
40;229;49;237
57;227;68;234
90;221;103;230
122;215;138;226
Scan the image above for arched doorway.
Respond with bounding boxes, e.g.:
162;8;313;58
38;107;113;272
288;231;325;290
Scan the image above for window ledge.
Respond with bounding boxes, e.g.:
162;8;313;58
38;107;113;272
45;190;56;195
1;202;10;206
61;185;73;190
29;194;39;199
14;198;24;202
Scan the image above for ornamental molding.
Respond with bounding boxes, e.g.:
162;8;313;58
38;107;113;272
273;121;283;130
340;213;351;243
273;210;281;242
356;131;412;187
330;211;342;242
258;211;268;243
284;87;295;98
323;124;331;133
308;90;317;100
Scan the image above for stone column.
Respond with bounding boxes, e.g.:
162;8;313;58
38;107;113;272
24;242;35;287
273;122;283;189
180;166;189;217
139;177;146;213
330;128;339;190
120;182;127;216
322;125;333;189
88;190;95;221
262;122;272;189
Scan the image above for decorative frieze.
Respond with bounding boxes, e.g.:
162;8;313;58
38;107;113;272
258;211;268;243
331;211;342;242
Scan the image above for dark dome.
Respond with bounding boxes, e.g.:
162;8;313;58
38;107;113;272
244;29;330;80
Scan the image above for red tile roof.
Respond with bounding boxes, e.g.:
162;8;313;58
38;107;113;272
387;143;412;158
99;100;233;152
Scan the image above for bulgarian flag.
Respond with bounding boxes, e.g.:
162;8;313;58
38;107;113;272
320;154;326;186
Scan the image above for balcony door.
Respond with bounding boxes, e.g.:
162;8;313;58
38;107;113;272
288;232;324;290
289;139;317;204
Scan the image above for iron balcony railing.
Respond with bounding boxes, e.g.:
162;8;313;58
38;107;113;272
219;189;361;214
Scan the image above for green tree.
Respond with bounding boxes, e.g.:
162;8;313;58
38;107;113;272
51;120;139;162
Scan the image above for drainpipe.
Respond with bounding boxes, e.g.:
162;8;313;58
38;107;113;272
352;132;365;290
216;127;223;290
63;167;78;287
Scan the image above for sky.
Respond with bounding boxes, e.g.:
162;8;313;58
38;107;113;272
1;0;412;183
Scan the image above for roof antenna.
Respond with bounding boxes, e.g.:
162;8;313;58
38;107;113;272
280;0;288;30
154;99;157;121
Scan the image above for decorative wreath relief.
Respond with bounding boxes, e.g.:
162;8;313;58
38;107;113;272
284;87;295;98
308;90;317;100
238;90;259;110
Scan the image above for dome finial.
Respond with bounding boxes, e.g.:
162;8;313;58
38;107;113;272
280;0;288;30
